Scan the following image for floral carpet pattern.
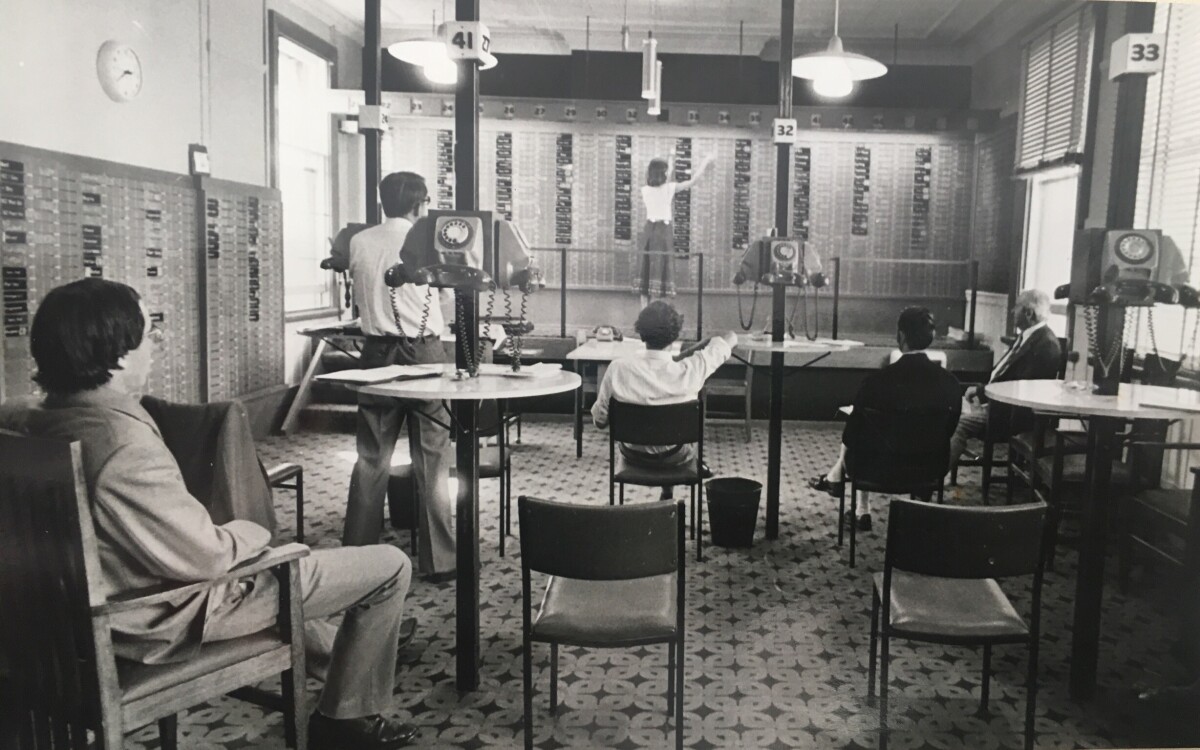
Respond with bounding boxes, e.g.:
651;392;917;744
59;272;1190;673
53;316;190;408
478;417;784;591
124;419;1180;749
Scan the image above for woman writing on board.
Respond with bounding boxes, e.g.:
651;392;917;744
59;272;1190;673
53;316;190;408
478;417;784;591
633;153;713;308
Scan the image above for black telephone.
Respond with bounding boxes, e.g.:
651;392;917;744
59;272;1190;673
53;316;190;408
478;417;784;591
1176;284;1200;308
733;236;823;287
592;325;623;342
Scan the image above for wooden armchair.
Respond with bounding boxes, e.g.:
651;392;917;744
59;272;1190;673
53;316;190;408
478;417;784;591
0;433;310;750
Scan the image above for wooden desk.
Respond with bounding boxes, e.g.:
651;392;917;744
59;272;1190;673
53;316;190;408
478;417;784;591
985;379;1200;699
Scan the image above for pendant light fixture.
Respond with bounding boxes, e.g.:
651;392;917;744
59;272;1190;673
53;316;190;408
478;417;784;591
791;0;887;99
647;59;663;116
388;7;496;85
641;31;658;99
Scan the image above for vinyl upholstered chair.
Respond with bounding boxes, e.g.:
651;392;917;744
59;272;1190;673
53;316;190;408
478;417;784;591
0;433;310;750
518;496;686;750
869;499;1047;750
607;398;706;560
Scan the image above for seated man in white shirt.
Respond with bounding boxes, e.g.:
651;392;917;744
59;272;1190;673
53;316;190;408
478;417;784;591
591;301;737;499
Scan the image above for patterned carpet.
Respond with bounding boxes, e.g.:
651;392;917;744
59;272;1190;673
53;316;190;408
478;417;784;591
124;418;1185;749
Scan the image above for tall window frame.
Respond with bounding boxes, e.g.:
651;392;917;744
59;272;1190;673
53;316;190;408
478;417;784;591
270;12;341;320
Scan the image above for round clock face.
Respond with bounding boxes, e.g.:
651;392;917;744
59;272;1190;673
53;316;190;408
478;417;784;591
438;218;474;250
773;242;797;262
97;40;142;102
1116;233;1154;264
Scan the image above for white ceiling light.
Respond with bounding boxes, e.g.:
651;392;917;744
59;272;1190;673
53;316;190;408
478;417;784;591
647;59;663;116
641;33;658;99
387;11;496;86
792;0;887;98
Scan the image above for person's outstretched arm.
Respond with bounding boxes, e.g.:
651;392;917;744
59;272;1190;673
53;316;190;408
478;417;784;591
675;155;713;191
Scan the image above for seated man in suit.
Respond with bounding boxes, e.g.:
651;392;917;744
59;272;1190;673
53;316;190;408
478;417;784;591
809;307;962;529
9;279;419;750
591;301;737;499
948;288;1062;471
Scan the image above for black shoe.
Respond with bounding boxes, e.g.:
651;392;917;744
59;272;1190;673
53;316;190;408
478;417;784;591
308;713;418;749
857;513;872;532
396;617;417;652
699;461;713;479
423;569;457;585
809;474;843;499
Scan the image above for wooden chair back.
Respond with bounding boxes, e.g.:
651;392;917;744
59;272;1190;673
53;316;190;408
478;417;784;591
848;406;958;484
519;496;681;581
0;433;119;748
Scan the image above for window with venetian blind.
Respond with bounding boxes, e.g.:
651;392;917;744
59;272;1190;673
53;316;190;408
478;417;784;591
1015;5;1096;172
1134;3;1200;362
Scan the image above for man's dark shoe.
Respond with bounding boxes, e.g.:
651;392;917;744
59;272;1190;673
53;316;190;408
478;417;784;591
857;513;873;532
308;712;418;749
808;474;843;499
699;461;713;479
423;569;457;585
396;617;417;651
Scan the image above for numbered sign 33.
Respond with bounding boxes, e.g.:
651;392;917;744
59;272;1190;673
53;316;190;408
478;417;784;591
1110;33;1165;80
442;21;492;61
773;118;798;144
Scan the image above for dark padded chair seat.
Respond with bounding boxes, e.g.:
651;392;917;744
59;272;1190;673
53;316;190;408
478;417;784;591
118;631;285;702
873;571;1027;639
533;573;678;645
1037;454;1133;485
479;446;508;478
613;457;699;487
1129;487;1190;522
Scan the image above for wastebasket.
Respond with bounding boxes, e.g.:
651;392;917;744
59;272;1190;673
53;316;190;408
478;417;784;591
706;477;762;548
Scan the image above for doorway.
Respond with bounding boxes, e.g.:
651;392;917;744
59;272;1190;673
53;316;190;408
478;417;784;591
1020;165;1080;338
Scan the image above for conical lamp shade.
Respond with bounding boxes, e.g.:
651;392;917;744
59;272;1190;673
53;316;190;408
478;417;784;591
791;36;887;82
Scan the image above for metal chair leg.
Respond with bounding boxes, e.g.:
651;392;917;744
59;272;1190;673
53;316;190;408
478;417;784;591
549;643;559;714
849;485;858;568
523;636;534;750
980;644;992;715
295;472;305;544
879;633;891;736
867;591;880;702
667;642;675;712
158;714;178;750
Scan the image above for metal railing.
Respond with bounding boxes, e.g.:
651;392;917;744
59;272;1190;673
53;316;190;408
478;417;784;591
528;248;979;346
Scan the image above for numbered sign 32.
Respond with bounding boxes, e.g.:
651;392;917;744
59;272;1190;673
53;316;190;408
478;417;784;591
773;118;798;144
442;21;492;61
1110;33;1165;80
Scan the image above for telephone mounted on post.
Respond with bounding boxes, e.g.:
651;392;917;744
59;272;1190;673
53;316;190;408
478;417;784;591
732;234;827;339
385;209;542;375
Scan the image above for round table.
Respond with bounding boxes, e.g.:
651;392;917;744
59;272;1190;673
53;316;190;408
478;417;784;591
357;369;581;691
985;379;1200;700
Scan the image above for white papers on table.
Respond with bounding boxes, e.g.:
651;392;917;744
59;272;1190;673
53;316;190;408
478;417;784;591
476;363;563;379
315;363;444;384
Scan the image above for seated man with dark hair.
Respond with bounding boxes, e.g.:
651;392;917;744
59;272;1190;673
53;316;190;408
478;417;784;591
809;306;962;529
6;279;419;749
591;301;737;499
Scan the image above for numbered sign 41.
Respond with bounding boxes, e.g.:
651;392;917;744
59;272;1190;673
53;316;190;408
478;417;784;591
442;21;491;61
1110;33;1165;80
773;118;798;144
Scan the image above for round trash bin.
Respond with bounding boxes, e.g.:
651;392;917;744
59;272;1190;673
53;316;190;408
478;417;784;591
706;477;762;548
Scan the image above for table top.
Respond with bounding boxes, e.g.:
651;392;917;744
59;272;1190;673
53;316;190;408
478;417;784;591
735;335;860;353
566;339;681;361
985;380;1200;420
356;369;581;400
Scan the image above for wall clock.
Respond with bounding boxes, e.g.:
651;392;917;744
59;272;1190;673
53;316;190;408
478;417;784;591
97;40;143;102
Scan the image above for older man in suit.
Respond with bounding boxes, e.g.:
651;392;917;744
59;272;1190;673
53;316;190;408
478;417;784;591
948;288;1062;471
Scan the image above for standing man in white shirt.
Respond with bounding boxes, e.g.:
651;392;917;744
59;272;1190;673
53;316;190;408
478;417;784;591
345;172;456;582
948;288;1062;471
591;301;737;499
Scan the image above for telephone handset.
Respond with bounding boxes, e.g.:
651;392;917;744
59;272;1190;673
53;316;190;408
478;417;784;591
412;263;493;293
1088;280;1178;306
